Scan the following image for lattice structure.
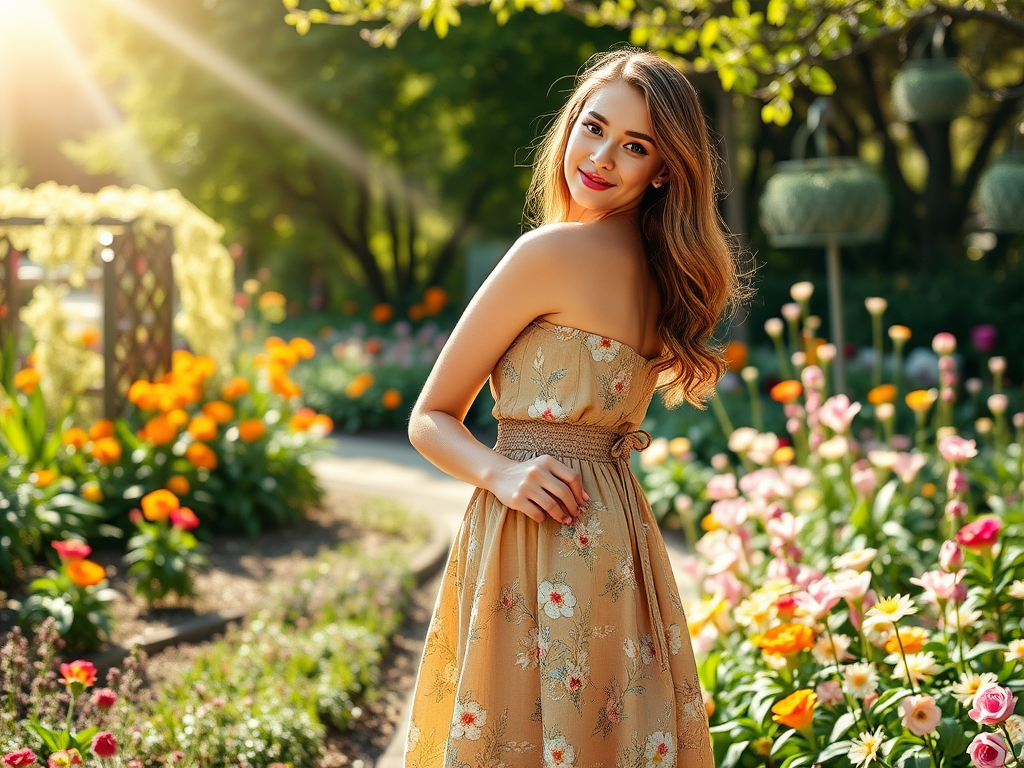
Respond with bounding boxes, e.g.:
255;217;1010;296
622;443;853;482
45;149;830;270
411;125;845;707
0;237;18;343
103;227;175;417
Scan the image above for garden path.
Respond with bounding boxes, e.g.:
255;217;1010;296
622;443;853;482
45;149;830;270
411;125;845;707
314;431;698;768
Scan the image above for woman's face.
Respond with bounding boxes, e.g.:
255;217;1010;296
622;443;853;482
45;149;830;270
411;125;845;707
562;80;667;223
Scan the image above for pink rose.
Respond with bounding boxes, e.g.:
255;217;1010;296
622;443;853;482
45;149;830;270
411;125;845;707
91;688;117;708
968;732;1012;768
3;750;38;767
90;733;117;759
969;684;1017;725
957;517;1002;552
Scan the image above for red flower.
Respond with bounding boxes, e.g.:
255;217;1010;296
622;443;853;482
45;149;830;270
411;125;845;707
956;516;1002;551
169;507;200;531
90;733;117;759
3;749;37;767
51;540;91;561
58;660;97;690
91;688;117;708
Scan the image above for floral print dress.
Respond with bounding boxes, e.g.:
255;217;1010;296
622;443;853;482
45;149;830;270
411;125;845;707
405;318;715;768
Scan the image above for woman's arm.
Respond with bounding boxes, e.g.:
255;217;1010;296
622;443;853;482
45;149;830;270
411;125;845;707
408;226;589;524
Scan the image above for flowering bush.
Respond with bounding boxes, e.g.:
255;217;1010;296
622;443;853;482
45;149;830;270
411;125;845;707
635;284;1024;768
17;540;115;651
123;489;207;604
293;318;449;432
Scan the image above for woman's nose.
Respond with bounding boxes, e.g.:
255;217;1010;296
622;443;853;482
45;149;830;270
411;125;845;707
590;142;614;169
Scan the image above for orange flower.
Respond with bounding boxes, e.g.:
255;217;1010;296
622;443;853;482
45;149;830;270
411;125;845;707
771;689;817;731
81;482;103;503
371;303;394;323
142;414;178;446
141;489;179;521
67;559;106;588
172;349;196;372
382;389;402;410
166;475;191;497
905;389;936;413
13;368;40;394
88;420;115;440
127;380;153;408
884;626;929;655
407;304;425;321
889;325;912;342
79;327;101;347
58;660;97;689
724;341;748;372
268;343;300;369
187;415;218;442
422;286;448;314
289;407;316;431
868;384;897;405
167;409;190;429
773;446;796;465
190;356;217;380
63;428;89;449
756;623;815;656
921;482;937;497
30;469;57;488
202;401;235;424
345;372;375;399
806;337;828;366
238;419;266;443
270;374;302;399
310;413;334;436
90;437;122;465
289;337;316;360
221;377;250;401
770;380;803;403
186;442;218;470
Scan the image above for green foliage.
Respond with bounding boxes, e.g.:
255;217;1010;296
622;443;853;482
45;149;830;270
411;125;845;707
124;516;208;604
284;0;1024;125
18;559;116;652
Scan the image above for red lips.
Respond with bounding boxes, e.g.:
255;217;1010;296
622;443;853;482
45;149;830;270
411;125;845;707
579;169;614;190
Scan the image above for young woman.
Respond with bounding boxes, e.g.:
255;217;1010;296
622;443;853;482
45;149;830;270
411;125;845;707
404;47;746;767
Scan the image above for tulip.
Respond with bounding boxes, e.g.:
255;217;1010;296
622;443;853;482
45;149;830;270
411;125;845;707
90;733;117;759
3;750;38;767
939;540;964;570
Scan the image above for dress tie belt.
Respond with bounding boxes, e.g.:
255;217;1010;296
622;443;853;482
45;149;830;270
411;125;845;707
492;418;669;671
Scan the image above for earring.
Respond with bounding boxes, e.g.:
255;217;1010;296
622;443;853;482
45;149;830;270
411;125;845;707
652;180;663;188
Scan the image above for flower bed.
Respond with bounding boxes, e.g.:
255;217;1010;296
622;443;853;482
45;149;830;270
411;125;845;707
634;284;1024;768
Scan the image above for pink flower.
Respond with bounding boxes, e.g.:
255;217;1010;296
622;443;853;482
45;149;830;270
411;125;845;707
972;324;998;353
830;570;872;601
969;684;1017;725
893;452;928;484
801;365;825;391
817;394;862;434
939;435;978;464
739;468;791;501
51;540;91;561
852;467;877;496
939;540;964;571
766;512;800;543
932;332;957;356
3;750;38;767
816;680;843;706
46;751;81;768
948;468;970;496
706;473;738;500
91;688;117;709
794;578;840;619
946;500;969;519
956;517;1002;552
899;693;942;736
968;732;1012;768
709;498;747;529
910;569;966;604
90;733;117;759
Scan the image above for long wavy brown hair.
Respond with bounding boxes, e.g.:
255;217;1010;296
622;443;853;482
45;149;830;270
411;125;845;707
525;48;753;410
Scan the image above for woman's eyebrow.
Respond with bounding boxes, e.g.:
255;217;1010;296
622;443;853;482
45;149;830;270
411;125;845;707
587;110;655;144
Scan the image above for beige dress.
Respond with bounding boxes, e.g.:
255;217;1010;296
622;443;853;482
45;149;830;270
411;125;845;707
405;318;715;768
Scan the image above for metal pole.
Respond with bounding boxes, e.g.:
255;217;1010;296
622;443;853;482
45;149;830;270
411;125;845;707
825;239;846;394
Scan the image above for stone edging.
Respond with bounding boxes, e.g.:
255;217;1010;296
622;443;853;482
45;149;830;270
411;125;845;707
86;515;452;674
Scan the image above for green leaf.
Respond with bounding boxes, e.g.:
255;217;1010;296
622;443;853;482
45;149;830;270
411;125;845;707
771;727;799;756
808;66;836;94
27;720;69;751
720;739;751;768
830;711;857;741
965;641;1008;660
819;739;854;763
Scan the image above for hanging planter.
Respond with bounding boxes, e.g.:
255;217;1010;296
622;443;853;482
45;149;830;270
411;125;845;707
890;22;971;124
977;150;1024;234
759;156;891;248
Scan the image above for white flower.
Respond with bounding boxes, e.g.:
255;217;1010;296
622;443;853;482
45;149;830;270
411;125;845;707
892;652;942;685
842;662;879;699
728;427;759;454
544;735;576;767
586;334;621;362
538;578;577;619
812;633;853;665
848;726;886;768
862;594;918;633
644;731;676;767
516;627;549;669
951;671;1000;704
832;548;878;572
528;397;566;421
451;699;487;740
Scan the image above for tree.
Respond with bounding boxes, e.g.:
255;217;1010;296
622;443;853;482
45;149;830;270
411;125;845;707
67;0;625;307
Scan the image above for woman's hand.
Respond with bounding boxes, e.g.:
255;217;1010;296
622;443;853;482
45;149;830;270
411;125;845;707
490;455;589;525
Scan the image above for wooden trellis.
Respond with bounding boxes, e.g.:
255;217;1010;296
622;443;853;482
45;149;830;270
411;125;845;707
0;217;176;418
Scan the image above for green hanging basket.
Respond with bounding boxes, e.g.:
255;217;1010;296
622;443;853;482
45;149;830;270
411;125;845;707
891;59;972;123
759;157;892;248
977;150;1024;234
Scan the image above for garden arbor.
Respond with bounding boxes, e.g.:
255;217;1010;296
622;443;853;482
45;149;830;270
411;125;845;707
0;183;235;417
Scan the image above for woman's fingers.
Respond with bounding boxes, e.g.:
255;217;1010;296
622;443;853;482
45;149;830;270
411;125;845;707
544;457;588;510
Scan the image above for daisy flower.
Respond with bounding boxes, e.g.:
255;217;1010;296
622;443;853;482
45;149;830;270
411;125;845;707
848;726;887;768
892;652;942;686
842;663;879;699
862;594;917;633
952;671;1000;705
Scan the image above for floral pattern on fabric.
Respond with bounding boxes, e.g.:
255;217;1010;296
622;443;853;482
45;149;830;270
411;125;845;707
404;318;714;768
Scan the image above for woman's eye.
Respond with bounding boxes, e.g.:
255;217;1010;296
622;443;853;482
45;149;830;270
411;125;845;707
627;142;648;155
583;121;601;135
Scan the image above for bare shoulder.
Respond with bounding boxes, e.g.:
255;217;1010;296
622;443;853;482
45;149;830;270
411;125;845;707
512;219;639;275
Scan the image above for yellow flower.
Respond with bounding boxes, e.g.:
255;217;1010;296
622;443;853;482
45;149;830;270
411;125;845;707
80;482;103;503
221;377;250;401
884;626;929;655
867;384;897;405
773;446;796;465
863;594;917;632
905;389;936;413
141;489;180;522
289;337;316;360
848;726;886;768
